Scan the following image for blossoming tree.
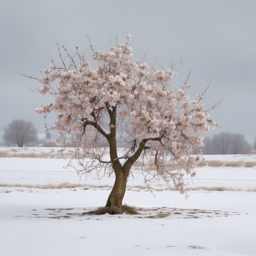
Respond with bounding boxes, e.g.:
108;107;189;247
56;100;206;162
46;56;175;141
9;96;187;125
24;34;217;210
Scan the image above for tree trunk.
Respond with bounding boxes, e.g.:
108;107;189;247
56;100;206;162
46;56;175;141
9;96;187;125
105;166;129;209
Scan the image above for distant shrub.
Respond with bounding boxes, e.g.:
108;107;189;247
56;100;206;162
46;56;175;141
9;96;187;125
42;142;57;147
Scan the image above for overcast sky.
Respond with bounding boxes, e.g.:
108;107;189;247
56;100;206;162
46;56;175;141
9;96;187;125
0;0;255;142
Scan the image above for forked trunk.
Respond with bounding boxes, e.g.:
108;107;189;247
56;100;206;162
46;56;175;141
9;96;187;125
105;166;129;209
104;106;142;210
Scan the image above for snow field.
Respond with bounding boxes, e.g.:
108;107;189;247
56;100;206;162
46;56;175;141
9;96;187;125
0;150;256;255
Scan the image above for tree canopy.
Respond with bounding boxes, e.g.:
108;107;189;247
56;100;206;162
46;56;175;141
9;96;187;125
24;34;217;209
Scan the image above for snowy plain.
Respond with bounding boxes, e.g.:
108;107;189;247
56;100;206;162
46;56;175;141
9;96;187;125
0;147;256;256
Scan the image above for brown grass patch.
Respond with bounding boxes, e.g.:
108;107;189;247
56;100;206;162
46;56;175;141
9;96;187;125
156;212;171;218
225;161;243;167
196;160;256;168
0;183;87;189
186;186;256;192
186;186;237;192
0;182;113;190
42;142;58;147
196;160;207;167
0;183;255;192
144;215;155;219
144;211;176;219
244;162;256;168
0;152;9;157
187;186;228;191
48;216;70;219
134;160;256;170
0;150;75;159
83;204;139;215
206;161;223;167
122;205;140;214
128;185;149;190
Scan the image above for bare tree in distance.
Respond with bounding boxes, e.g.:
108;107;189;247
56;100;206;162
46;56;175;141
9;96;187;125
212;132;233;154
202;132;251;154
253;137;256;150
230;133;252;154
23;34;220;211
3;119;38;147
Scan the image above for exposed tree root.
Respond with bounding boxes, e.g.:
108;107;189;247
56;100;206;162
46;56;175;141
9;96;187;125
82;204;139;215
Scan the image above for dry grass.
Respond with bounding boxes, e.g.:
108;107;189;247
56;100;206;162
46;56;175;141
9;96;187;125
225;161;243;167
0;151;74;159
206;161;223;167
134;160;256;169
1;149;256;168
0;152;10;157
0;182;113;190
196;160;207;167
196;160;256;168
122;204;140;214
144;212;172;219
204;160;252;168
83;204;139;215
0;182;88;189
244;162;256;168
0;183;255;192
42;142;58;147
128;184;256;192
187;186;229;191
0;181;152;191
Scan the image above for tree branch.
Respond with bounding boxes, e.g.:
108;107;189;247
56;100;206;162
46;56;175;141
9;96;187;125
83;120;109;138
123;139;148;170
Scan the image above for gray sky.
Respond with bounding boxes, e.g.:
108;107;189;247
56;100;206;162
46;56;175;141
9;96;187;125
0;0;255;142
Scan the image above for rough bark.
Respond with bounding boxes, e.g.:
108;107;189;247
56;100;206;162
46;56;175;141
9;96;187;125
105;140;147;209
105;165;129;209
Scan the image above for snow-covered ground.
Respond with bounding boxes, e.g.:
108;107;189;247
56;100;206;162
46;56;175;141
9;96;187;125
1;157;256;190
1;187;256;256
1;149;256;255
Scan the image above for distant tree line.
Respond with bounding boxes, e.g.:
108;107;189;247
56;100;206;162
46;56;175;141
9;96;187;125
202;132;252;155
2;120;256;154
